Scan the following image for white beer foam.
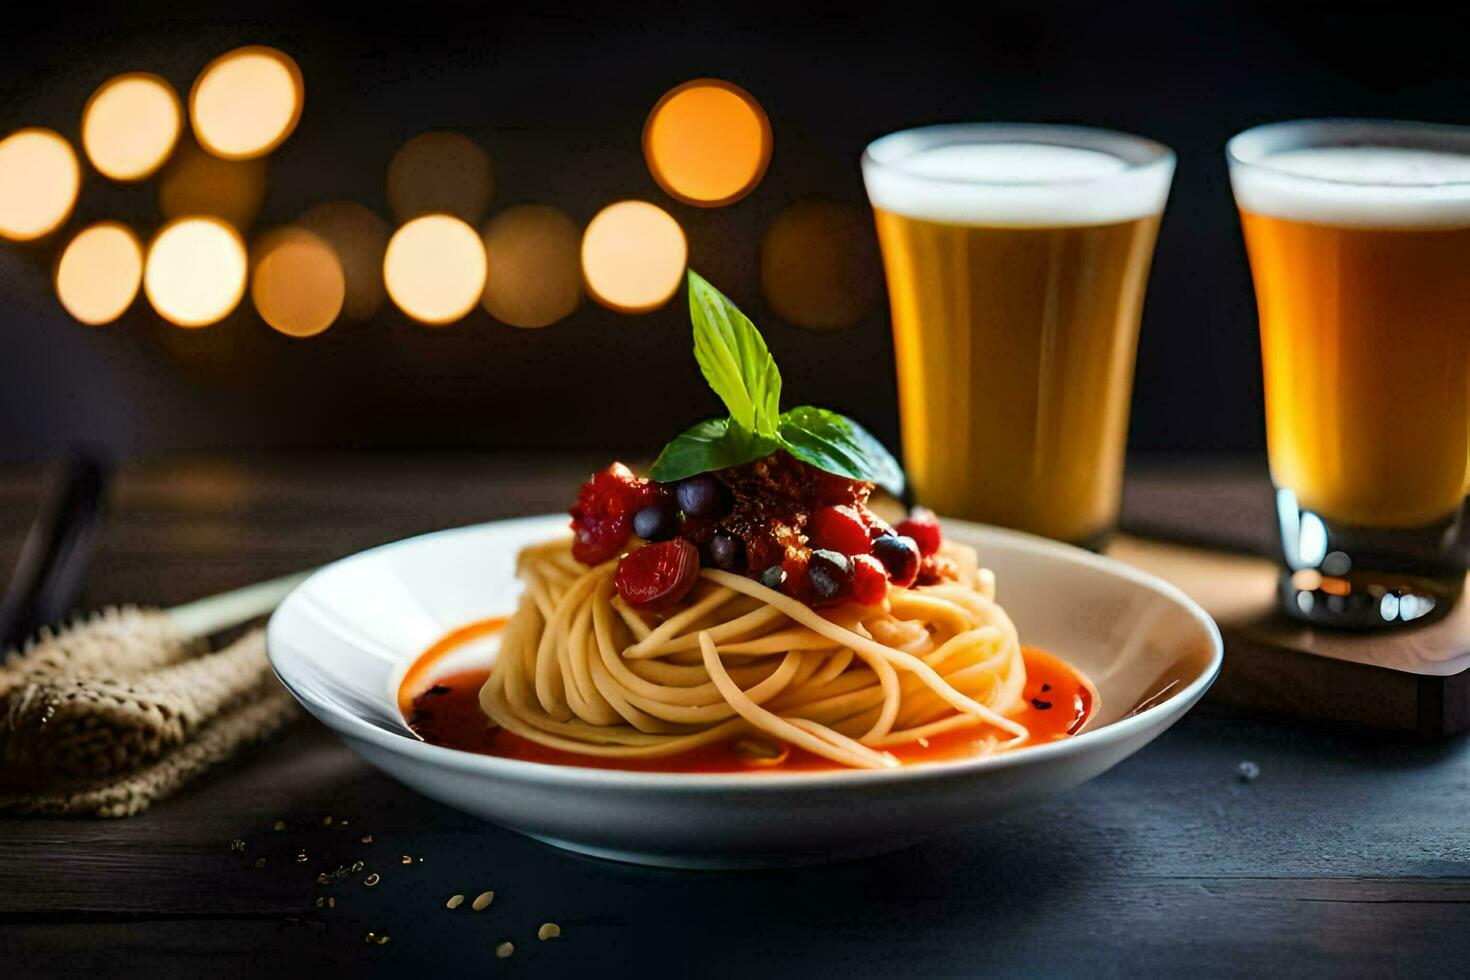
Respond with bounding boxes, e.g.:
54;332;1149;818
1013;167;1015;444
1230;144;1470;228
863;130;1173;227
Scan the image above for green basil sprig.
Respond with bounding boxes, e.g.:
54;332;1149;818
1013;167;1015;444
650;271;905;495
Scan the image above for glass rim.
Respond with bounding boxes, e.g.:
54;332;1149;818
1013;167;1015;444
862;122;1175;190
1227;118;1470;190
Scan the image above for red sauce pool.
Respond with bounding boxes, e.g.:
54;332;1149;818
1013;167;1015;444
402;617;1093;772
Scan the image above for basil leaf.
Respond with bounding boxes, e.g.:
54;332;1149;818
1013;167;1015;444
776;406;906;495
650;417;780;484
687;270;782;436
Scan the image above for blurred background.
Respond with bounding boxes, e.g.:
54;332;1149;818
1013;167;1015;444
1;1;1464;464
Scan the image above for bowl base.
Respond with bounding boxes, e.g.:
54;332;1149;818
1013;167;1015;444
524;831;934;870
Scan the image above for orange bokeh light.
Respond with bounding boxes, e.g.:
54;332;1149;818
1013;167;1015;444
82;72;182;180
481;204;582;328
386;132;494;225
761;200;880;330
144;217;248;328
158;137;268;231
581;201;686;313
251;227;345;338
190;46;304;160
0;128;80;242
55;222;144;326
643;79;771;207
383;215;487;325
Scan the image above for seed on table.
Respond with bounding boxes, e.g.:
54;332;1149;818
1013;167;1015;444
316;873;332;886
229;839;246;852
472;890;495;911
296;851;308;863
351;860;365;873
253;858;266;869
363;873;381;887
446;894;465;910
272;820;285;831
400;854;412;865
538;922;561;941
365;932;390;945
360;834;373;844
495;942;514;959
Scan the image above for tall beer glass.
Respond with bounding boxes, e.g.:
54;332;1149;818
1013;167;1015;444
862;125;1174;546
1228;120;1470;629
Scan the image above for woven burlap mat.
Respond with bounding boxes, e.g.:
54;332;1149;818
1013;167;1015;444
0;611;300;817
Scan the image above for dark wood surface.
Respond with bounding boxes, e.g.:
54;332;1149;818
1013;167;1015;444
2;453;1467;978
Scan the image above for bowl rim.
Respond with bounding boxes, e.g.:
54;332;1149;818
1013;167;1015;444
267;514;1222;793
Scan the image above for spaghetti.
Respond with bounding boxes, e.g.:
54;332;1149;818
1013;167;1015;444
478;535;1051;770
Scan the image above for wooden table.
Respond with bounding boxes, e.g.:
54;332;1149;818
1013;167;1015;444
2;453;1467;977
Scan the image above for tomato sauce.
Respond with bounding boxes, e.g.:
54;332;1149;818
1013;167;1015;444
401;617;1093;772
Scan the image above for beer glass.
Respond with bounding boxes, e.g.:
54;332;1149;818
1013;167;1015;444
1228;120;1470;629
862;124;1174;546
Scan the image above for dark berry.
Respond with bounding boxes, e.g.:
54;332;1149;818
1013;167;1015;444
807;549;853;600
633;499;679;541
896;507;942;557
676;476;729;520
569;463;653;565
807;505;873;556
850;554;889;605
615;539;701;610
759;565;787;590
676;474;731;518
709;533;746;571
871;534;921;588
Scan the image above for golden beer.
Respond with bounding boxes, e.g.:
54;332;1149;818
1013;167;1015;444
1240;213;1470;528
863;125;1174;544
1229;120;1470;627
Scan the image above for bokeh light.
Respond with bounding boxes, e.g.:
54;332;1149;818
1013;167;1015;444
251;227;345;338
82;73;182;180
190;46;304;160
0;128;80;242
383;215;487;325
643;79;771;206
760;200;880;330
297;201;389;321
159;137;267;230
55;222;143;326
144;217;248;327
386;132;494;224
481;204;582;328
581;201;686;313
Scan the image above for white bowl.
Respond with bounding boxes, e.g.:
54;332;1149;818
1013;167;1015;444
267;515;1221;869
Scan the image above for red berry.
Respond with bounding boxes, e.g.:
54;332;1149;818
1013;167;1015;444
895;507;942;557
807;505;873;556
615;539;701;611
570;463;654;565
779;553;814;603
864;513;895;540
850;554;889;605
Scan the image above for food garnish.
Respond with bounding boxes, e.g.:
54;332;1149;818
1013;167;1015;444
568;271;945;609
